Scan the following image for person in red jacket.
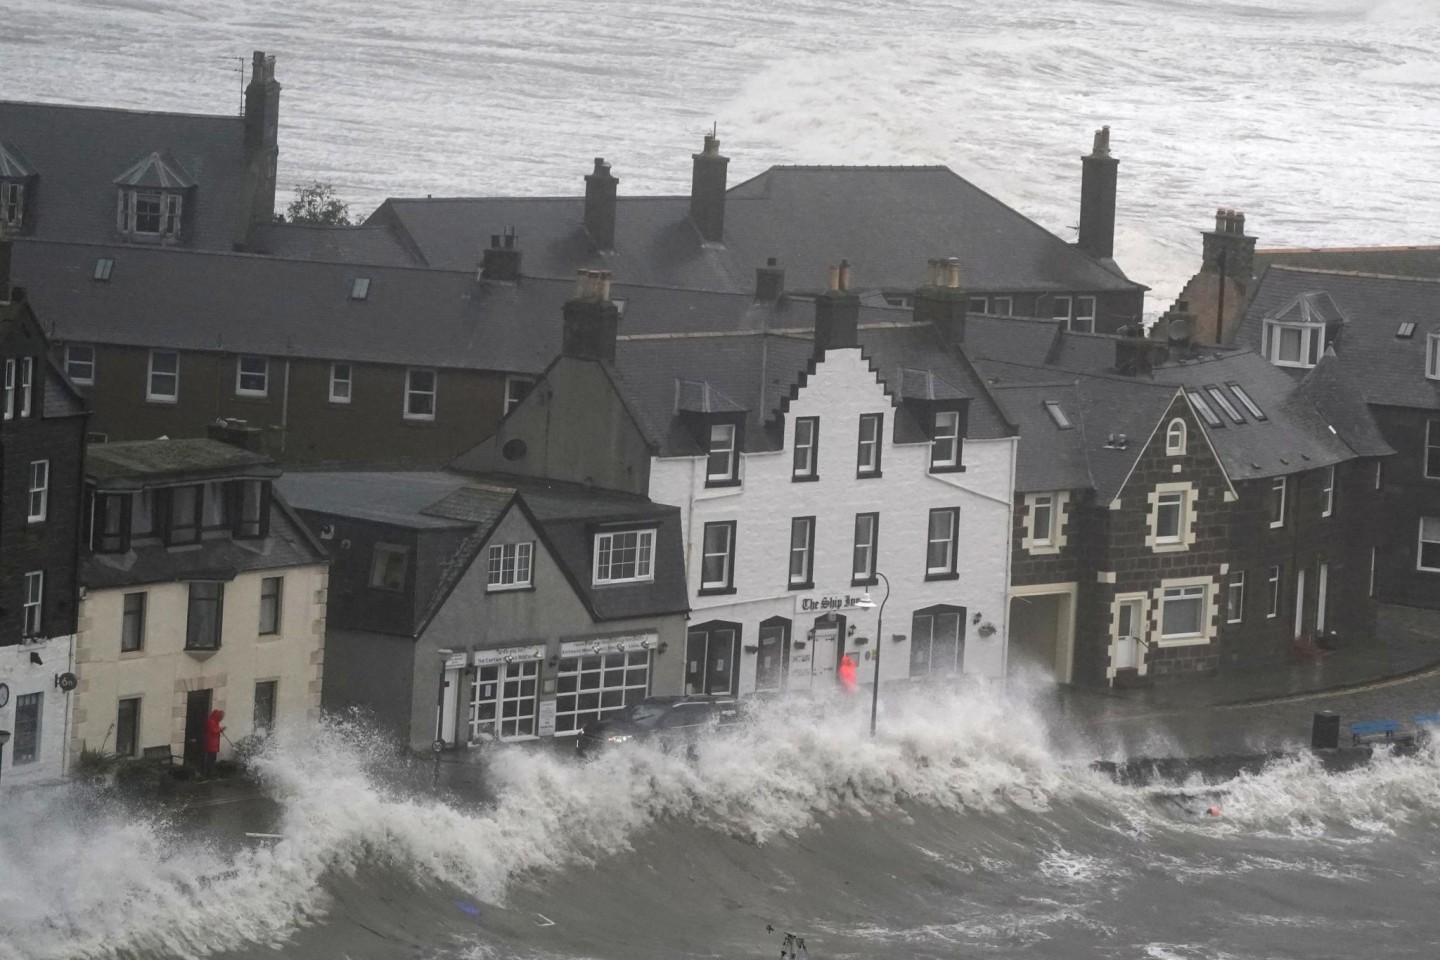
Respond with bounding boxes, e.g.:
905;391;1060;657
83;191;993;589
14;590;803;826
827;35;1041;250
203;709;225;777
838;655;858;694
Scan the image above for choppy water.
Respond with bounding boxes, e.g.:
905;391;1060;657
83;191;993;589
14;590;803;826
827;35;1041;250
4;0;1440;307
4;686;1440;959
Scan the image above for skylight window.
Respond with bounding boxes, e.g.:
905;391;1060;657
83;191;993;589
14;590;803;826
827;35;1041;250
350;277;371;300
1187;391;1223;428
1227;383;1266;421
93;258;114;281
1043;401;1072;430
1397;322;1417;339
1206;385;1244;423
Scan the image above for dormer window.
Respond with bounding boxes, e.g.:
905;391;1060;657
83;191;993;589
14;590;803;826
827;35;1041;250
931;410;960;469
706;422;738;485
1427;334;1440;381
1260;291;1345;370
114;151;194;243
0;181;23;230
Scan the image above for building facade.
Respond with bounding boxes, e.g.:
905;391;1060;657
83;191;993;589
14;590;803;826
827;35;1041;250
70;439;327;768
0;253;89;787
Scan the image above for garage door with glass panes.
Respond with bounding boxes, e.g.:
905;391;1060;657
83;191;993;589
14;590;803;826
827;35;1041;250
554;642;653;735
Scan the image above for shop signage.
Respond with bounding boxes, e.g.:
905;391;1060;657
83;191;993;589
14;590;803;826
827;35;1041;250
474;643;546;666
793;592;870;615
537;699;557;737
559;632;658;658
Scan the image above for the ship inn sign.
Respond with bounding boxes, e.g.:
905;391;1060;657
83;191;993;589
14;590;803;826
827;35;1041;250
793;591;869;614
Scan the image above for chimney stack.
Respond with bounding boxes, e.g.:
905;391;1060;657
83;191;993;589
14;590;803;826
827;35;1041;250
242;51;281;230
755;257;785;301
689;132;729;243
913;256;968;345
1202;207;1257;281
481;227;522;282
1077;126;1119;261
584;157;619;252
562;269;621;361
813;261;860;358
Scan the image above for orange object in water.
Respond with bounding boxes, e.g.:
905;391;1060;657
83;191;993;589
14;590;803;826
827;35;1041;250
1206;806;1221;817
838;655;858;693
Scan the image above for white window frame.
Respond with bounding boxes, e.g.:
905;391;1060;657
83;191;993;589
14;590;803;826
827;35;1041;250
404;367;437;421
1322;465;1335;518
258;576;283;635
1074;296;1096;333
1419;517;1440;573
3;358;13;420
147;350;179;403
926;507;959;576
788;517;814;587
852;512;878;583
1188;391;1221;428
19;356;32;417
27;459;48;523
792;416;818;479
593;528;656;585
1228;383;1266;420
1052;295;1072;324
1427;334;1440;381
504;376;535;416
856;413;882;476
1032;494;1055;546
706;422;738;483
1426;420;1440;480
1154;491;1184;544
1206;386;1244;423
235;356;269;397
329;362;352;404
64;344;95;385
486;541;534;590
1267;565;1282;618
1262;319;1323;369
554;649;651;735
1269;476;1287;528
370;544;410;591
931;410;960;468
1165;418;1186;456
699;522;735;590
22;570;43;637
0;180;22;227
1159;582;1208;642
1226;572;1245;624
989;296;1013;317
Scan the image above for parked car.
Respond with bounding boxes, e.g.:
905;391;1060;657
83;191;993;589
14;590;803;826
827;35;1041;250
576;695;740;756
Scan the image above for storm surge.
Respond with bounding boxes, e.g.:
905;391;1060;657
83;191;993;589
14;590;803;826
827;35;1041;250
4;687;1440;960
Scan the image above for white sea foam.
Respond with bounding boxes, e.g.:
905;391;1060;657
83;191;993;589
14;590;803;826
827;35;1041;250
4;687;1440;959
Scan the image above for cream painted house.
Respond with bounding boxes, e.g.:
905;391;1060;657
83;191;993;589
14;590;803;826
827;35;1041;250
70;438;327;768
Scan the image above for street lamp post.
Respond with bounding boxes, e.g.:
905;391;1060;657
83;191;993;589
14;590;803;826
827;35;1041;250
856;572;890;737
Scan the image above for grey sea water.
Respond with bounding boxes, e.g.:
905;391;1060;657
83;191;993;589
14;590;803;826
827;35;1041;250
4;0;1439;307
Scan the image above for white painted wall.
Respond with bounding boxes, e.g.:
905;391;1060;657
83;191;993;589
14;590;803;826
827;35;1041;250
647;347;1017;695
71;565;327;763
0;635;76;788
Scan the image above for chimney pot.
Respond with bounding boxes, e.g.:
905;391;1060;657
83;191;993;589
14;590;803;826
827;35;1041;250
913;256;968;345
562;269;621;361
945;257;961;288
838;259;852;291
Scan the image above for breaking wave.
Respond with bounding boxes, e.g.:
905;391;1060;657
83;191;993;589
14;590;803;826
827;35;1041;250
4;683;1440;959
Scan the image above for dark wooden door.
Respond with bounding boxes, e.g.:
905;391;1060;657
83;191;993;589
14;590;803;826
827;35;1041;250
183;688;212;769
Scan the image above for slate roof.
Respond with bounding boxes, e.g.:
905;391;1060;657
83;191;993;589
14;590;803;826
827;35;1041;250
368;165;1144;296
987;381;1092;493
1300;351;1394;459
0;289;87;420
87;438;279;489
1254;246;1440;281
10;239;754;375
81;494;326;591
278;470;688;636
601;323;1015;462
1236;266;1440;411
247;222;426;267
0;102;248;249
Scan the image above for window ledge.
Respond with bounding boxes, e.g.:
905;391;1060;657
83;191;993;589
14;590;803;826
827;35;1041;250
929;464;966;475
1154;636;1211;648
791;474;820;483
401;417;437;427
704;478;742;489
184;648;219;661
787;581;815;592
486;583;536;593
851;577;878;588
698;586;737;596
925;571;960;582
145;397;179;405
1152;542;1189;554
856;470;883;480
1028;543;1060;556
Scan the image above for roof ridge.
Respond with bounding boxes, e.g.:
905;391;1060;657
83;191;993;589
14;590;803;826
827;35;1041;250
1267;264;1440;285
0;100;240;122
1257;244;1440;254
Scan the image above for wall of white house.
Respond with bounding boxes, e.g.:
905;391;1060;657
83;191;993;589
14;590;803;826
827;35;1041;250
647;347;1017;696
0;635;76;788
71;564;327;763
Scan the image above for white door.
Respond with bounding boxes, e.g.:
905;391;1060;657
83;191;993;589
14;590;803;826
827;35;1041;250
438;666;462;746
469;660;540;741
810;628;839;688
1316;562;1329;635
1113;598;1144;671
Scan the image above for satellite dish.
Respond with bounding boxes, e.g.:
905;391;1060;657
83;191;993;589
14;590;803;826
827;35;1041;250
1167;316;1192;343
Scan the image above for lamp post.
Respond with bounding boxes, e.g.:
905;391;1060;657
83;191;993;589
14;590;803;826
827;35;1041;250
0;730;11;789
856;572;890;737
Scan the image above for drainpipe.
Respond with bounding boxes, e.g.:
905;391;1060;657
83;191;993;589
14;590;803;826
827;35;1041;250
279;359;291;455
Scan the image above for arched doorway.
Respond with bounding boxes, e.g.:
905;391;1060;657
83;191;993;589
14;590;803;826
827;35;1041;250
755;617;791;693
